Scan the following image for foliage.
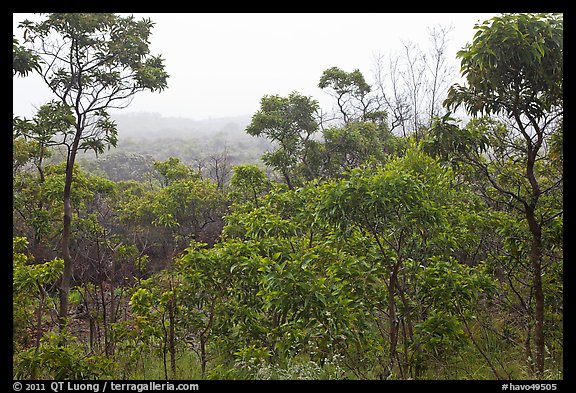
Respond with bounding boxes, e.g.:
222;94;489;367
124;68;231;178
12;12;562;381
318;67;372;123
153;157;195;187
12;36;40;77
320;120;397;176
14;330;116;379
228;164;270;207
13;238;64;293
13;237;63;353
444;13;562;118
435;12;563;377
246;92;320;189
16;12;170;326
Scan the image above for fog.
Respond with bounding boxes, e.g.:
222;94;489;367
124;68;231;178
13;13;498;121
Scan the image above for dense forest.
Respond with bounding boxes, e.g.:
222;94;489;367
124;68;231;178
12;13;563;381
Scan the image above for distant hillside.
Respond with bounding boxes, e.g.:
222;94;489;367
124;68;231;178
109;112;254;140
77;112;272;182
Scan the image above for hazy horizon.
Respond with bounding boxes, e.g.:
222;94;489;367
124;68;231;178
13;13;499;121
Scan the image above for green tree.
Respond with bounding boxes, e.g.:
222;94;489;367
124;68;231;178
12;36;40;77
153;157;194;188
176;241;242;377
321;121;396;177
13;104;68;252
315;144;505;378
246;92;320;189
13;237;63;355
317;151;445;378
414;256;499;378
116;158;227;259
129;270;181;379
17;13;169;327
13;101;76;183
13;158;115;272
318;67;374;124
228;164;270;207
432;13;563;377
221;185;380;378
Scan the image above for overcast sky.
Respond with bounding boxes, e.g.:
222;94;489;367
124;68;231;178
13;13;499;120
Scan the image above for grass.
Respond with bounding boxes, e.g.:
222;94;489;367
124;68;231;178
121;350;203;380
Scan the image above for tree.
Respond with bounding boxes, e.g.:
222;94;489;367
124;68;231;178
318;67;373;124
13;102;76;183
13;237;63;356
221;185;381;378
13;103;75;253
228;164;270;207
321;121;395;177
175;241;241;378
150;176;225;247
432;13;563;377
207;149;233;192
246;92;319;189
423;25;455;127
17;13;169;327
13;36;40;77
129;271;181;379
318;151;445;378
153;157;193;188
372;25;455;137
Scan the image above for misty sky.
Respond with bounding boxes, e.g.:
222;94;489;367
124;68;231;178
13;13;499;121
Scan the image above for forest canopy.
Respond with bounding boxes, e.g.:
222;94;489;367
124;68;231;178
12;13;562;382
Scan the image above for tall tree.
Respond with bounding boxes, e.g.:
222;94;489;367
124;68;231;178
17;13;169;327
228;164;270;207
246;92;319;189
318;67;374;124
372;25;455;137
433;13;563;377
318;151;446;378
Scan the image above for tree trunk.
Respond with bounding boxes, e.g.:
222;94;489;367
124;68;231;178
524;131;545;378
282;170;293;190
58;126;82;329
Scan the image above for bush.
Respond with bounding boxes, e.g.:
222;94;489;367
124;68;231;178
14;330;116;380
